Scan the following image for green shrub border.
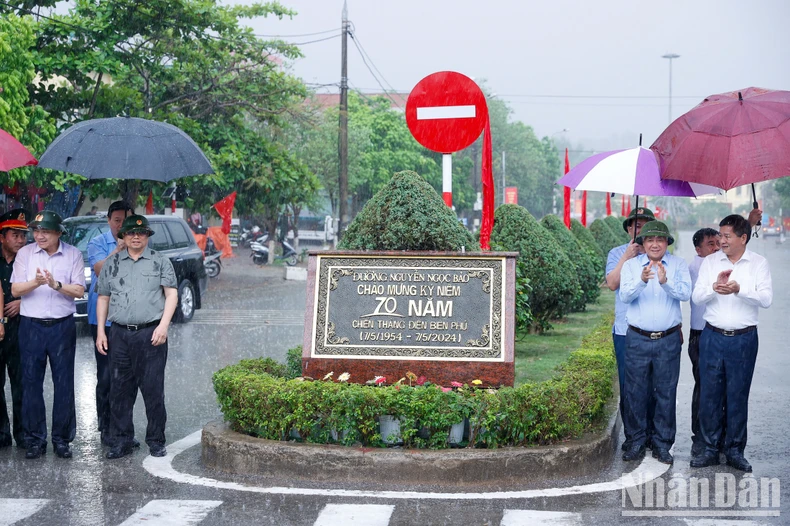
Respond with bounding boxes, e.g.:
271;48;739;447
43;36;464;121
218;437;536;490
213;315;616;450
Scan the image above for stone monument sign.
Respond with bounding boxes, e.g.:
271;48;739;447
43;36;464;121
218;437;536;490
302;251;517;386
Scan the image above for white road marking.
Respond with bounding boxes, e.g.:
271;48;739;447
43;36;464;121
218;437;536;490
501;509;582;525
681;519;767;525
0;499;49;526
117;499;222;526
417;105;476;120
143;430;670;500
314;504;394;525
192;310;303;326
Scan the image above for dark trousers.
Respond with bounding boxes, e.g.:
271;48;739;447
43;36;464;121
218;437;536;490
90;324;111;434
688;328;727;448
623;328;681;450
698;326;757;457
614;333;655;445
19;316;77;447
108;324;168;448
0;318;24;446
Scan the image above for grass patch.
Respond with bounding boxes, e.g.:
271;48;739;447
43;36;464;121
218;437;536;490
515;288;614;385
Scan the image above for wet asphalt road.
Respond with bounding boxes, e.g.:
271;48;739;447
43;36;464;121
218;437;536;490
1;239;788;525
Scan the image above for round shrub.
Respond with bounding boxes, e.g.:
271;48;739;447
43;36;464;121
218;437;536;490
339;170;475;251
604;215;631;244
540;214;600;310
569;219;605;282
490;204;580;333
589;218;622;257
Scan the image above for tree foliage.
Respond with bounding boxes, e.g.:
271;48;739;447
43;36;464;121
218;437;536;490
588;218;622;257
491;204;579;333
603;215;630;244
569;219;604;281
540;214;600;310
338;170;475;251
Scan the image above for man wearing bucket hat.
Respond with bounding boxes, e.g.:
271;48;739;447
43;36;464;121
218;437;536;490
10;210;86;459
618;220;691;465
0;209;30;448
605;207;656;451
95;215;178;460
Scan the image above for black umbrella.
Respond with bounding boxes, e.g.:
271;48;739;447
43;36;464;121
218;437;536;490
38;116;214;182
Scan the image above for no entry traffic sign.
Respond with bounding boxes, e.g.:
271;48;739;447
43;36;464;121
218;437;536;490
406;71;488;154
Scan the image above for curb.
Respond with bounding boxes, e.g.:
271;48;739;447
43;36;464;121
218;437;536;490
201;400;620;487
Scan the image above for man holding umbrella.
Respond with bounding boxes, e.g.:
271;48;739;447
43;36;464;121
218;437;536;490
11;211;85;459
690;214;772;472
618;221;691;464
0;209;30;448
96;215;178;459
605;207;655;450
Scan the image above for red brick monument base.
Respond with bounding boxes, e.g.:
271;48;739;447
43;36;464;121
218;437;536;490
302;251;516;387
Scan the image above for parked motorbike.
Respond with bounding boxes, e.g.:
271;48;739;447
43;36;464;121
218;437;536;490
240;225;264;247
250;234;298;266
203;236;222;278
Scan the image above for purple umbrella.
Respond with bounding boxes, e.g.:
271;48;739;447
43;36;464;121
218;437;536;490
557;146;721;198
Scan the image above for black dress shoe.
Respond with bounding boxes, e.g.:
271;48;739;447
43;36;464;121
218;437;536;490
622;444;646;462
621;439;632;452
726;454;753;473
690;451;720;468
54;443;73;459
149;444;167;457
652;447;673;465
691;441;706;457
106;443;135;460
25;443;46;459
102;433;141;448
0;436;12;448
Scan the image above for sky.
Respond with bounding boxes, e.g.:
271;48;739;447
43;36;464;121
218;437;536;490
237;0;790;153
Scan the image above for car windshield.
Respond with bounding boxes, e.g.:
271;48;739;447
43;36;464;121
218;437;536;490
64;221;109;262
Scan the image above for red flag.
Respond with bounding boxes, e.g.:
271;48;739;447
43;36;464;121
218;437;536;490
213;191;237;235
563;148;571;229
643;196;648;209
581;191;588;226
145;190;154;214
605;193;612;216
479;118;494;250
621;195;626;216
626;196;632;215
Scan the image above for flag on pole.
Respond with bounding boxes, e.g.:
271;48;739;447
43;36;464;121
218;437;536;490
621;195;626;216
479;118;494;250
563;148;571;229
626;196;632;215
581;191;588;226
213;191;237;235
145;190;154;214
605;193;612;216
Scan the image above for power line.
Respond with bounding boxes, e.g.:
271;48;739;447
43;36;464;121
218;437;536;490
348;24;400;95
347;30;402;109
286;33;341;46
252;27;341;38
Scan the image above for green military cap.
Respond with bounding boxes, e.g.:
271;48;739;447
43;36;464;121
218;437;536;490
636;220;674;246
28;210;65;233
622;206;656;232
118;214;155;238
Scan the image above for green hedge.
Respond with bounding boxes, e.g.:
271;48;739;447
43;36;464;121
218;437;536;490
604;215;631;244
570;219;605;280
589;218;622;257
213;317;616;449
490;204;579;333
338;170;475;251
540;214;600;310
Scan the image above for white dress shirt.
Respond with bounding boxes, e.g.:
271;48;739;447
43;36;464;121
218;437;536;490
691;248;772;330
688;255;706;331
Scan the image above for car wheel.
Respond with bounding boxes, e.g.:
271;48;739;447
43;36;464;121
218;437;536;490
175;279;196;323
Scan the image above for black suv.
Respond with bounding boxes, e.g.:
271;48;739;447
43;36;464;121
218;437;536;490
63;215;208;322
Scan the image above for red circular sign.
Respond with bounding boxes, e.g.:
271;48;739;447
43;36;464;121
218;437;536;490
405;71;488;154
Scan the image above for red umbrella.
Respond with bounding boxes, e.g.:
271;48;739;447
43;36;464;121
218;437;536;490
0;128;38;171
652;87;790;193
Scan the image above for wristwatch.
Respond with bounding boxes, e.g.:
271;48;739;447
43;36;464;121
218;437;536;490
56;281;63;291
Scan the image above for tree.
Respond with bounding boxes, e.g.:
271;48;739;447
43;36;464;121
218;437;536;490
541;214;600;310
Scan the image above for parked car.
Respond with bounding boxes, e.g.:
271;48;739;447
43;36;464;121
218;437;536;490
63;215;208;322
761;216;783;237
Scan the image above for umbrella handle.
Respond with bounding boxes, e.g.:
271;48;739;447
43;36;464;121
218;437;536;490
751;183;761;226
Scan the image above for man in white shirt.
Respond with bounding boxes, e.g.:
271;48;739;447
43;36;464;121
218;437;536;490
687;227;721;457
689;214;772;472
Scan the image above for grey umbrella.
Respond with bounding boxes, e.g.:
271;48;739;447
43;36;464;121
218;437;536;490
38;116;214;182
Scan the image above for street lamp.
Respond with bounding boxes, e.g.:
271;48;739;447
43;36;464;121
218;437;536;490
662;53;680;124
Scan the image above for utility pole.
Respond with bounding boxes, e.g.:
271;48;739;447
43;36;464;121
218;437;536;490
337;0;349;238
662;53;680;124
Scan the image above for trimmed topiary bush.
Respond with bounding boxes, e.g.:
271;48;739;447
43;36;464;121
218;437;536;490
338;170;475;251
604;215;631;244
541;214;600;310
490;204;580;333
589;218;622;257
570;219;605;282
